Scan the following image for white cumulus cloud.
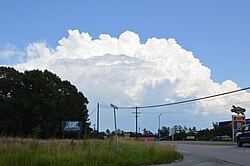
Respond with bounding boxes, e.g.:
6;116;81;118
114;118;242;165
13;30;250;131
0;43;25;62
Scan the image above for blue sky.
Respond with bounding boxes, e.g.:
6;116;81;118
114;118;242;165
1;1;250;131
1;1;249;87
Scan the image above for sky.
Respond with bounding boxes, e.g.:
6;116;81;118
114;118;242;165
0;0;250;133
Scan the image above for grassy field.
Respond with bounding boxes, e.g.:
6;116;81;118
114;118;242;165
0;137;182;166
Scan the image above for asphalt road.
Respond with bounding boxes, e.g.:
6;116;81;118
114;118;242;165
154;141;250;166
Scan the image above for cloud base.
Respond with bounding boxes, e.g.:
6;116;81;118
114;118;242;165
6;30;250;131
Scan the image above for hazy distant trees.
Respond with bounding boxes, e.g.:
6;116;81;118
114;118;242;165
100;123;231;141
143;128;154;136
0;67;90;138
197;123;231;141
159;126;170;138
171;124;231;141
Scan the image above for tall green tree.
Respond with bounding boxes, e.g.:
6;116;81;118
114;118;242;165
159;126;170;138
0;67;24;136
142;128;154;136
0;67;90;138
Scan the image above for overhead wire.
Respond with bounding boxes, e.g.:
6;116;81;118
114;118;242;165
88;107;97;117
117;87;250;109
98;108;133;129
95;86;250;131
140;100;250;115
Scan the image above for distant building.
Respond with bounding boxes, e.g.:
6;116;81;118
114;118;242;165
219;119;250;127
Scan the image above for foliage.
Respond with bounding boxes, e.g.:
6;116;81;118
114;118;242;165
103;123;231;141
170;124;232;141
143;128;154;136
0;67;90;138
0;137;182;166
159;126;170;138
171;125;187;140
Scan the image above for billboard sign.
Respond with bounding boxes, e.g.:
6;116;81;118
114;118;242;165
62;121;82;134
232;115;245;141
232;115;245;131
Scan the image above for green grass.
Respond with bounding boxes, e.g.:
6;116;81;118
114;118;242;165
0;137;182;166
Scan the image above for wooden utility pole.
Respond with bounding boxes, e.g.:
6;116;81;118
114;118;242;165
132;106;140;140
97;103;100;134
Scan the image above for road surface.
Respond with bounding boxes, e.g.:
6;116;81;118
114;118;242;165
155;141;250;166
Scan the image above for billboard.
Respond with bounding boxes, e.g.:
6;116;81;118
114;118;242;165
232;115;245;130
219;119;250;127
62;121;82;134
232;115;246;141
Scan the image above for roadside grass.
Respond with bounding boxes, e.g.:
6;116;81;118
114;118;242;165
0;137;182;166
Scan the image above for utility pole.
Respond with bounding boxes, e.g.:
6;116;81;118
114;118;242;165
97;103;100;135
110;103;118;154
172;129;175;141
132;106;140;140
158;113;162;140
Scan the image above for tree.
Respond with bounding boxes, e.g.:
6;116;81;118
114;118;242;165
159;126;170;137
142;128;154;136
187;127;197;136
0;67;90;138
197;128;212;141
106;129;111;135
213;122;219;130
171;125;187;140
0;67;24;136
111;129;124;136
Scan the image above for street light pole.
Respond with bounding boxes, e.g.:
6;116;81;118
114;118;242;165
110;103;118;154
158;113;162;140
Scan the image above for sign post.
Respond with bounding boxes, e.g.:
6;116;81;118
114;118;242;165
230;105;247;142
110;103;118;154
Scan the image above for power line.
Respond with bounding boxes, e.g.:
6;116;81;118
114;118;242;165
142;111;194;115
99;104;113;109
118;86;250;109
95;87;250;132
140;100;250;115
89;107;97;116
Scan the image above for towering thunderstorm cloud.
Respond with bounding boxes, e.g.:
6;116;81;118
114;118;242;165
14;30;250;116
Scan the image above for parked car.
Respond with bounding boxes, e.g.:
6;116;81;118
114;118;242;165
236;124;250;147
211;135;232;141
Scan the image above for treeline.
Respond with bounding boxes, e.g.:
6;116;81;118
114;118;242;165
94;123;232;141
0;67;90;138
169;123;232;141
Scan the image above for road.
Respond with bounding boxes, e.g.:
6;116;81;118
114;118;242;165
154;141;250;166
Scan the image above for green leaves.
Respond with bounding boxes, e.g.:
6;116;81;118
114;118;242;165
0;67;90;138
